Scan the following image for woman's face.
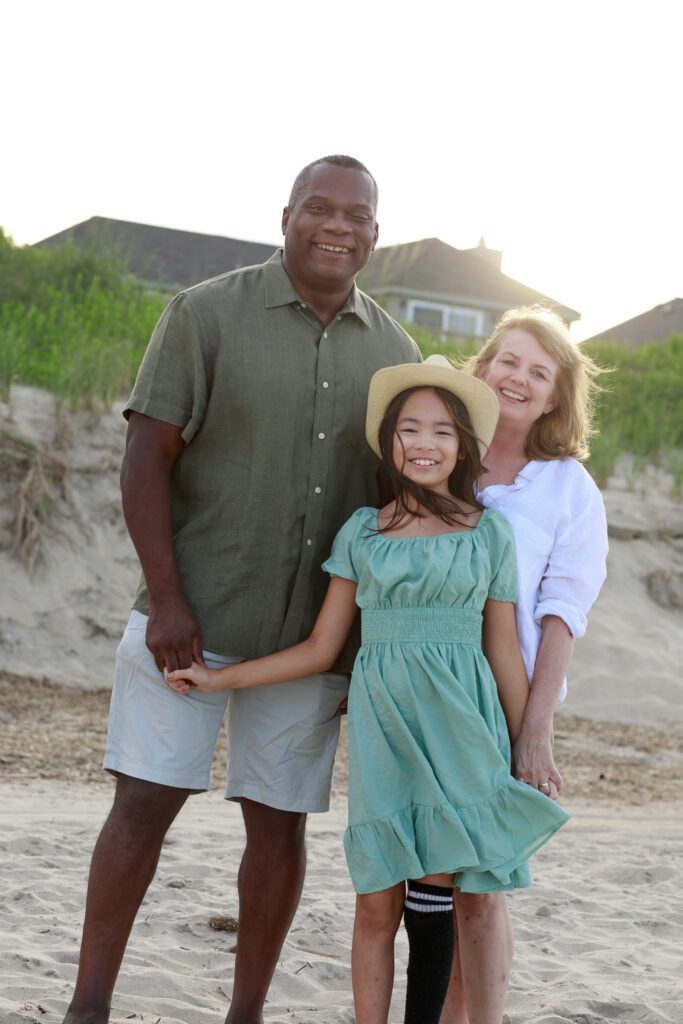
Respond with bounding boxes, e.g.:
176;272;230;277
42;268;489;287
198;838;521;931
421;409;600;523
391;389;460;496
482;329;559;433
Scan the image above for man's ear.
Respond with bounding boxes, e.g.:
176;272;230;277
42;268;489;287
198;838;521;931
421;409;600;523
281;206;290;235
372;221;379;251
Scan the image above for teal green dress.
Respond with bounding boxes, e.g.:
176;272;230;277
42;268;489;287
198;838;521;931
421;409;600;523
322;507;569;895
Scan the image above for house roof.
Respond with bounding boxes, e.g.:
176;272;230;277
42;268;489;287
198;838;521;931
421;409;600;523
358;237;580;321
33;220;579;323
33;216;278;291
585;298;683;347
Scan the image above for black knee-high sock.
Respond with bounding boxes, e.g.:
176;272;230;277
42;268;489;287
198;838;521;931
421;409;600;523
403;880;455;1024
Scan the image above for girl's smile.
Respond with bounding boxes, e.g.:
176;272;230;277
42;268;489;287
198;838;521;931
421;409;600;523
392;389;460;496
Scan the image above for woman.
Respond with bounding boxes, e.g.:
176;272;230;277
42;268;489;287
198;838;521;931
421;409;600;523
439;306;608;1024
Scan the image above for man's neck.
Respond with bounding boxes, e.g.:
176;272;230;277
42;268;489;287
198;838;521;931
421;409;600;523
282;263;354;327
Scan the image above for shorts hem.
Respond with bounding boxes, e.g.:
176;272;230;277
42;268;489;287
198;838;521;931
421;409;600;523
225;779;332;814
103;753;210;793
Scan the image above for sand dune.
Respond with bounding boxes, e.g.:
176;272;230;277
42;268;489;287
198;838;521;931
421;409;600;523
2;384;682;1023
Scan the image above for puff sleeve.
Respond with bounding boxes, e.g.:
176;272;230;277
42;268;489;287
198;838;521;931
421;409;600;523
321;511;362;583
486;512;519;603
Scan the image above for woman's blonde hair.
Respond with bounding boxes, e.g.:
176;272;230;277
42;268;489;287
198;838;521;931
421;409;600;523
465;306;603;461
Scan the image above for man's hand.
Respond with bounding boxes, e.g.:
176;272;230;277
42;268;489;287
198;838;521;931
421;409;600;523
146;598;204;673
512;723;563;801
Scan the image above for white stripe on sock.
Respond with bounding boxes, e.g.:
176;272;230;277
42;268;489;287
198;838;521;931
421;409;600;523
405;897;454;913
406;890;453;903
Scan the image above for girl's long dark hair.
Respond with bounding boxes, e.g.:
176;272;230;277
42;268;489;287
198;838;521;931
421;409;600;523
376;386;485;533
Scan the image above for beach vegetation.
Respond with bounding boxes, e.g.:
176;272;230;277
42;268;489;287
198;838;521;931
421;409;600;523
1;229;680;489
406;325;683;489
0;228;164;410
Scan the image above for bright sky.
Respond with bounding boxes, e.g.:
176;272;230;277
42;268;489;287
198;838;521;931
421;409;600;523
3;0;681;340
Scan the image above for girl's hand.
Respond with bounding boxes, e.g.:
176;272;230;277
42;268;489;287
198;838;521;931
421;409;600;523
164;661;230;693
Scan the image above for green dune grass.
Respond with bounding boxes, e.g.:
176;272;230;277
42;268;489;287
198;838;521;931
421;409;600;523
1;229;680;488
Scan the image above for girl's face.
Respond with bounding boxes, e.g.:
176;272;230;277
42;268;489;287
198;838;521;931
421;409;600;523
483;328;559;433
392;389;460;496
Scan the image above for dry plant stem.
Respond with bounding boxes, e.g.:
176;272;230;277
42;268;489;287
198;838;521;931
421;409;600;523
1;430;70;571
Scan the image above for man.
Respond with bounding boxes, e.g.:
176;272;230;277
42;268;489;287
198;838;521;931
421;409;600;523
63;155;420;1024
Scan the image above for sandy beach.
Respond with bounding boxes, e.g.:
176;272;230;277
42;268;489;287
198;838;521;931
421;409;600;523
2;385;683;1023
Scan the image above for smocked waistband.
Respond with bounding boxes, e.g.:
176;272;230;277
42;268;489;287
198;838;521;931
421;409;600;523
361;607;482;646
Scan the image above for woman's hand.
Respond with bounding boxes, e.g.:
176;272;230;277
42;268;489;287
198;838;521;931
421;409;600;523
512;723;563;800
164;661;236;693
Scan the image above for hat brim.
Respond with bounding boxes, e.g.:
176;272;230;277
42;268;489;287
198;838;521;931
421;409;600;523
365;362;499;459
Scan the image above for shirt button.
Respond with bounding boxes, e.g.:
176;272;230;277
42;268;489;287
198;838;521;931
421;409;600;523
323;332;328;339
314;486;322;494
299;302;307;309
322;381;329;389
306;538;312;546
318;432;325;440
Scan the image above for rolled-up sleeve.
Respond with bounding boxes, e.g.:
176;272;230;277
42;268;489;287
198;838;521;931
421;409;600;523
534;476;608;638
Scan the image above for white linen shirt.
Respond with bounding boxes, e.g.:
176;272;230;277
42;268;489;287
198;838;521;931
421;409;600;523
478;458;608;702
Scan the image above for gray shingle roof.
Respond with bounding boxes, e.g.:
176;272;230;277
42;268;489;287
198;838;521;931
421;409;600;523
33;217;278;291
585;298;683;347
358;237;579;321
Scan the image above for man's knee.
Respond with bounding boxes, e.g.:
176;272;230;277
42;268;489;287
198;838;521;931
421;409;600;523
240;798;307;852
111;774;190;835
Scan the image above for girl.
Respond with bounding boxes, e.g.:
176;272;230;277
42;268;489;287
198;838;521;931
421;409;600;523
166;356;569;1024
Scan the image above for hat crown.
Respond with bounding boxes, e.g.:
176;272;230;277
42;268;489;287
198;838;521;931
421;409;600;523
423;354;454;371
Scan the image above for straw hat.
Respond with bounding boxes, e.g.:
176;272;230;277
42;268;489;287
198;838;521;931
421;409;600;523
365;355;499;458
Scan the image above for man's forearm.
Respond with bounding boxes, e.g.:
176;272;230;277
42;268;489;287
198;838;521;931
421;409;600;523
120;417;187;606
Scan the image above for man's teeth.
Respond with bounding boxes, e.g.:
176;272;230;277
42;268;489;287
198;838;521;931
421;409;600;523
412;459;437;466
317;243;350;253
501;388;526;402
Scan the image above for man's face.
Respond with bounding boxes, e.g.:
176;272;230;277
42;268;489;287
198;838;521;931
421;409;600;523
282;163;379;294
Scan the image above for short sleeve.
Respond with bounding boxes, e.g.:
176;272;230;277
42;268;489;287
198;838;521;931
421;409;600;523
321;511;362;583
124;292;209;444
534;472;607;638
486;512;519;603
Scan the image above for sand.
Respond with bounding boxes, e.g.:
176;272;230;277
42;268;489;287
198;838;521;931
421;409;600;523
2;385;683;1023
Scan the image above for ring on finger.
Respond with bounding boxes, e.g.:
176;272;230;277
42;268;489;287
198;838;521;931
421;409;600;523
538;781;551;792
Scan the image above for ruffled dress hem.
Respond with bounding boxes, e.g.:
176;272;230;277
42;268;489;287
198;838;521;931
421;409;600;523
344;780;569;895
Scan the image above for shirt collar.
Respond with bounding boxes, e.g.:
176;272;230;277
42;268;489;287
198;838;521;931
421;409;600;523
263;249;372;327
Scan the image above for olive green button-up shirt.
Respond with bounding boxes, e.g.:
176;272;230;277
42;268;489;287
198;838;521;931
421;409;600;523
125;250;421;671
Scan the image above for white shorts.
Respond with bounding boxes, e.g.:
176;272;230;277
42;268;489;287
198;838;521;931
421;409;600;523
103;611;349;812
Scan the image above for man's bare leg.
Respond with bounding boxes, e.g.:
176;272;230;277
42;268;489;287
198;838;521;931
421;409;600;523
63;775;190;1024
225;799;307;1024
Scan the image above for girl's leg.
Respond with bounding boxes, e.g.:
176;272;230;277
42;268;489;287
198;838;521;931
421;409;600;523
404;873;455;1024
439;890;512;1024
352;883;405;1024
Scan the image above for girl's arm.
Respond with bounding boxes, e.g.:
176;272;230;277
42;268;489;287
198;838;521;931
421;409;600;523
481;599;529;744
165;576;358;693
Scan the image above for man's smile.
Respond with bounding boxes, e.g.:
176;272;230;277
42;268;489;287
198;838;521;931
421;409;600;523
315;242;352;254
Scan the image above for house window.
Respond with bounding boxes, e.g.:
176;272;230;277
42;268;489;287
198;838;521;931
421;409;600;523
406;300;485;338
447;309;481;336
412;303;445;330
